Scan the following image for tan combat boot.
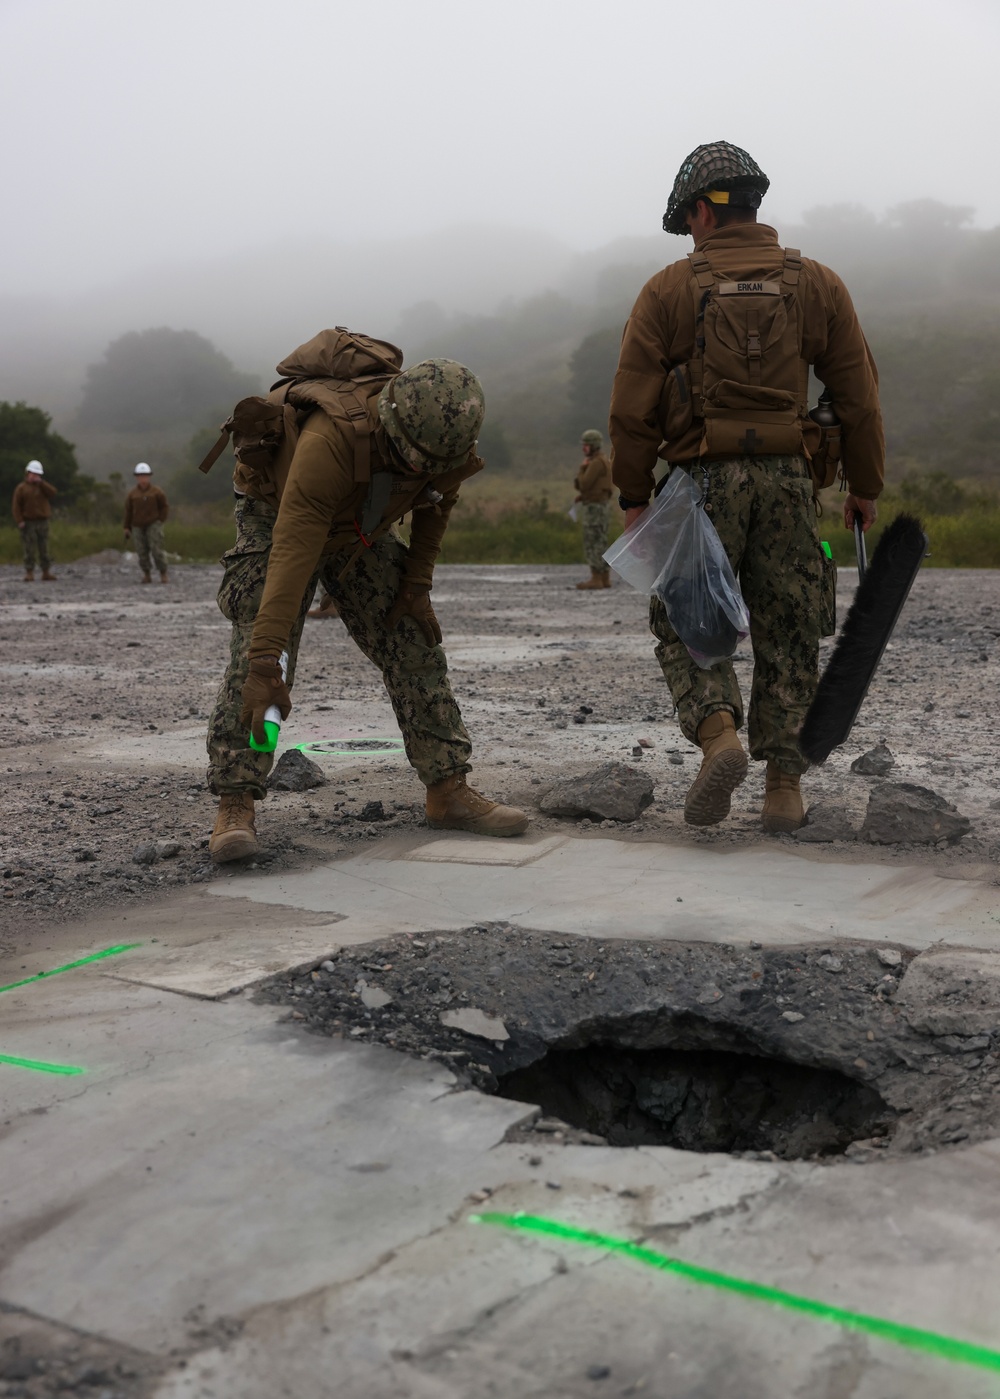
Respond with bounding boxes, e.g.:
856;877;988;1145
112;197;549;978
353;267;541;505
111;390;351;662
308;596;340;619
159;570;169;585
761;763;805;834
426;773;530;837
141;571;152;584
22;569;34;582
41;569;57;581
208;792;259;862
575;568;608;591
684;711;749;827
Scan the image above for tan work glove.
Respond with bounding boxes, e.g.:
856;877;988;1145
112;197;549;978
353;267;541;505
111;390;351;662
240;656;292;746
386;583;442;646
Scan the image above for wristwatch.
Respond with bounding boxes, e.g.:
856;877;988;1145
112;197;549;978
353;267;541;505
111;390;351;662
618;495;649;511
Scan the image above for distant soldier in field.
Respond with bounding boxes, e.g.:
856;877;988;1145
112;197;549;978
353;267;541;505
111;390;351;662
123;463;170;584
12;461;57;582
573;428;614;590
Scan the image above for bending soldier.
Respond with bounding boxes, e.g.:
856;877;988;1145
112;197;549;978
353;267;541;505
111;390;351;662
206;331;529;862
611;142;884;834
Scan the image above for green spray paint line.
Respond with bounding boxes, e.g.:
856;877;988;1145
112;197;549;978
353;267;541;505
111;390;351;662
0;1053;85;1076
0;943;141;996
472;1213;1000;1377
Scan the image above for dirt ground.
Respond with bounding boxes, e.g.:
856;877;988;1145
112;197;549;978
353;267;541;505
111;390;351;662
1;553;999;954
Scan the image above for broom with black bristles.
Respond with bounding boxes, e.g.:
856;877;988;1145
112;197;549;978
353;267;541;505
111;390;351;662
799;513;928;765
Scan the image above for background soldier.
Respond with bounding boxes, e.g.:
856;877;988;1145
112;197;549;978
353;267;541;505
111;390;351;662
573;428;614;590
207;335;529;862
610;141;884;834
12;460;57;582
123;462;170;583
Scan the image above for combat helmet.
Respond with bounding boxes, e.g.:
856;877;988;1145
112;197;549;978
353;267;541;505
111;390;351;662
581;429;603;448
662;141;770;235
378;359;485;473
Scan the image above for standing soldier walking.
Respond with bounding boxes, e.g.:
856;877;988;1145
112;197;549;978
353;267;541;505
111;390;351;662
611;141;884;833
574;429;614;590
123;463;170;584
12;461;57;582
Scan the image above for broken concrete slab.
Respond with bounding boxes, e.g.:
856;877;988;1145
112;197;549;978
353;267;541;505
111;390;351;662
897;949;1000;1037
539;762;654;822
862;782;972;845
401;833;566;866
440;1007;509;1042
209;833;1000;951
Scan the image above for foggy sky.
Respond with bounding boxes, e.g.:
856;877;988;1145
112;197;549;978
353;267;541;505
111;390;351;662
2;0;998;301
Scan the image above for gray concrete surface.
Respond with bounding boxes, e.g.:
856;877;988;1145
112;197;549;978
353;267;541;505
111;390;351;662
3;836;1000;1398
209;830;1000;950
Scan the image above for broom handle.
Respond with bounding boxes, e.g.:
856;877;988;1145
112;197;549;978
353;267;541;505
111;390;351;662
854;518;868;580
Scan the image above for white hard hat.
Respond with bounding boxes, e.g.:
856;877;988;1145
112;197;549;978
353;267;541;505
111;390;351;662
134;462;152;475
26;460;44;475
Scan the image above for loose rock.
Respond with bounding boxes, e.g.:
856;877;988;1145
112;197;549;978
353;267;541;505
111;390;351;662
155;840;182;859
851;741;895;777
266;750;327;793
131;842;159;866
795;803;857;843
539;762;654;823
861;782;971;845
876;947;903;968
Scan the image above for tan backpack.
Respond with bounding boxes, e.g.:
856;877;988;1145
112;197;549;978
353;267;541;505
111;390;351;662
686;247;809;459
197;328;404;513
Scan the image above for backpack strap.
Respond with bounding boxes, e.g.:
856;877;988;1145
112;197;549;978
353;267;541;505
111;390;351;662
687;251;716;409
342;388;373;484
781;247;802;288
197;425;232;476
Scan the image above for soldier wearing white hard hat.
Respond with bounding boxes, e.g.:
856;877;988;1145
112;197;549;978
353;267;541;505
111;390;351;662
123;462;170;584
11;461;57;581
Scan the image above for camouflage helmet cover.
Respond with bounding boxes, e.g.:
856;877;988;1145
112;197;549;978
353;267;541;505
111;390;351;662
378;359;485;474
662;141;770;235
581;429;604;447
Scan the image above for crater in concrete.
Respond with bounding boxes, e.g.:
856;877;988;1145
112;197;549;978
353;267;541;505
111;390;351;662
497;1043;893;1159
256;923;1000;1160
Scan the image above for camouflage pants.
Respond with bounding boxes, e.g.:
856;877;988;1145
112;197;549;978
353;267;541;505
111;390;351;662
21;521;50;572
649;456;823;776
582;501;611;569
206;494;472;798
134;521;167;575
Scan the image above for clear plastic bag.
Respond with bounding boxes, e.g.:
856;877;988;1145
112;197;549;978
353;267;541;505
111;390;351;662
605;469;749;668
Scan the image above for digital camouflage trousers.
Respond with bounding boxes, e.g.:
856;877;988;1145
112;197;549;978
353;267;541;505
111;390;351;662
582;501;611;570
21;520;51;572
206;494;472;798
649;455;824;776
134;521;167;575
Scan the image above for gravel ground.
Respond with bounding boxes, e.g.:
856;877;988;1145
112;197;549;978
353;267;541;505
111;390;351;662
1;555;999;952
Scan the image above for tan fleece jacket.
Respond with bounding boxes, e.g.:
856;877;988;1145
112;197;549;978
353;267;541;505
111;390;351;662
124;485;169;529
574;451;613;503
12;478;56;523
249;408;481;659
610;222;885;503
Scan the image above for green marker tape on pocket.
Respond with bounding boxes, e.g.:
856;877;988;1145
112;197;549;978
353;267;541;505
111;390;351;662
249;650;289;754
